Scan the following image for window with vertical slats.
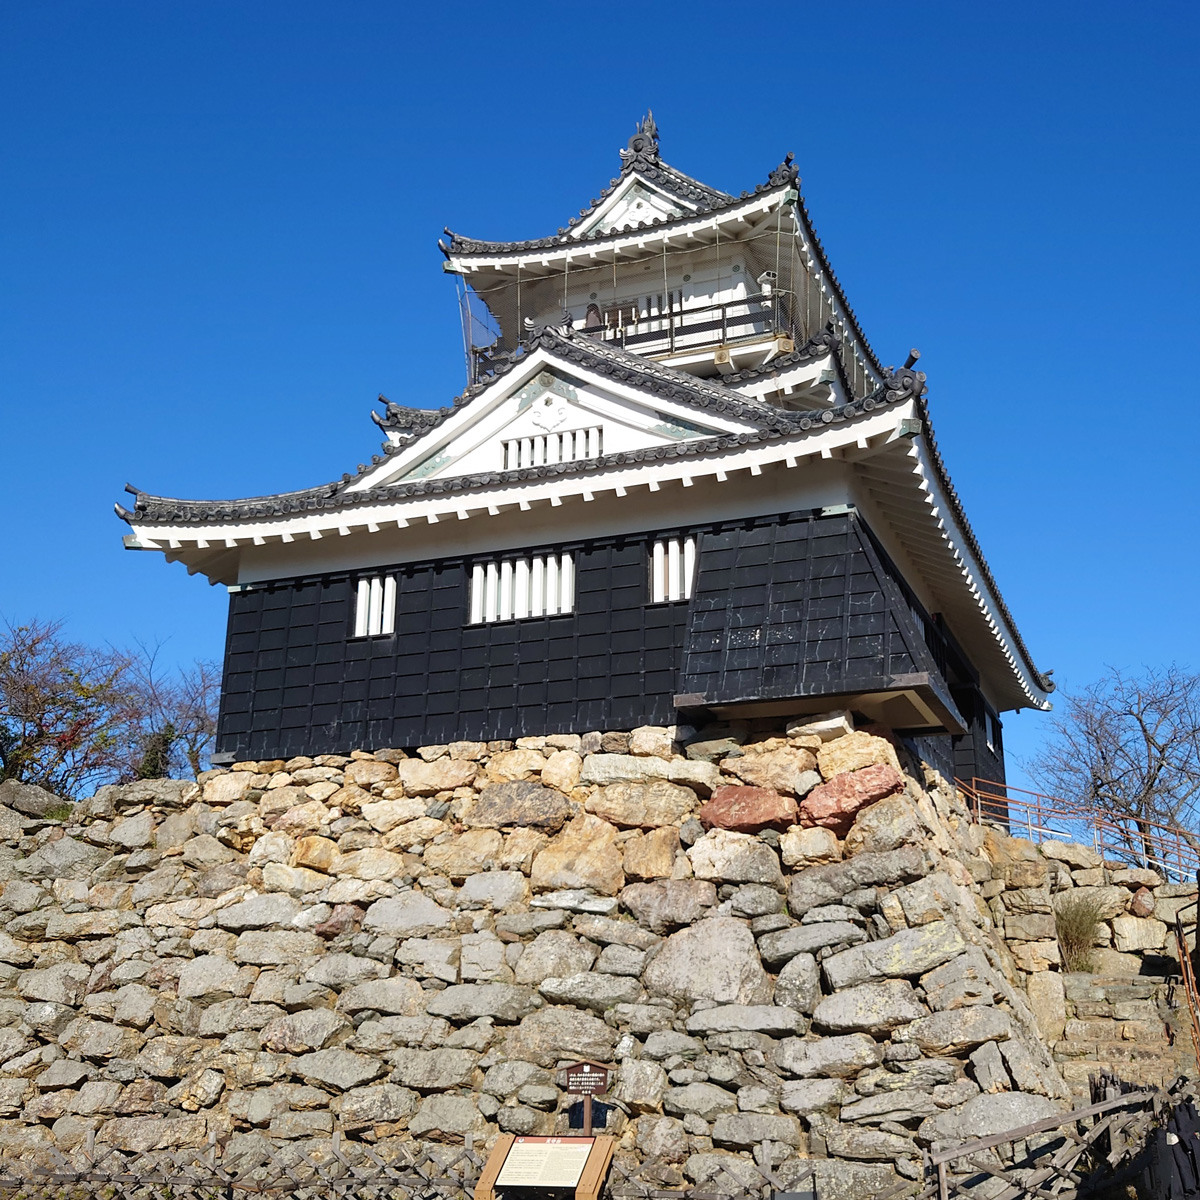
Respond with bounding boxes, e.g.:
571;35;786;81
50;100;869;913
502;427;602;470
650;536;696;603
353;576;397;638
469;552;575;623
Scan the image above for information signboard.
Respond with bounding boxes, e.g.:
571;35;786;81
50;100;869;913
494;1137;594;1189
563;1064;609;1096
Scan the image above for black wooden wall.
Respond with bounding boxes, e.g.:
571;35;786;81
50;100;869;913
216;509;1005;780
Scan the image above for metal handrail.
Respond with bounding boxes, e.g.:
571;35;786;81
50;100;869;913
957;777;1200;883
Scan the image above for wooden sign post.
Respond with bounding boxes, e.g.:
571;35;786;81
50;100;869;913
561;1061;611;1137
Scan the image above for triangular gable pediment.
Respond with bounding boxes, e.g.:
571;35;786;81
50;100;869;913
347;346;763;492
570;173;694;240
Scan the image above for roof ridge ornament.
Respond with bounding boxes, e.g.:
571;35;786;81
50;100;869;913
767;152;799;188
619;110;660;172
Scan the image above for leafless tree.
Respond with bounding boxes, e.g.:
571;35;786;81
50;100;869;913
0;619;220;798
1030;665;1200;867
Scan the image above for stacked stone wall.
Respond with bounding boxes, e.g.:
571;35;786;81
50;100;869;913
0;716;1193;1198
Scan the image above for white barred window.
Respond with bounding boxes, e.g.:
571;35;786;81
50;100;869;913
502;427;602;470
469;553;575;623
353;576;396;638
650;536;696;603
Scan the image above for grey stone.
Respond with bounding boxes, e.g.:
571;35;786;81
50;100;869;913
779;1077;852;1115
969;1041;1010;1093
0;779;63;817
36;1061;92;1091
109;810;155;849
801;904;867;924
894;1006;1012;1054
711;1112;803;1148
338;976;426;1016
260;1009;349;1053
529;889;619;914
395;938;461;983
389;1048;480;1090
408;1094;489;1139
426;984;542;1023
481;1061;552;1097
920;949;1001;1011
570;914;658;949
636;1115;689;1160
611;1058;669;1113
513;931;597;984
787;846;929;916
216;894;303;931
812;980;927;1033
234;931;323;965
539;973;643;1012
730;884;785;917
20;835;108;881
784;1162;906;1200
821;1121;917;1161
17;963;91;1006
1041;840;1102;870
642;917;771;1006
855;1059;961;1095
611;1003;675;1033
840;1088;939;1124
621;879;717;934
774;953;821;1014
758;922;866;965
663;1082;738;1120
304;953;389;988
177;955;243;1000
351;1016;452;1053
503;1006;617;1067
595;944;646;976
823;921;966;990
460;871;528;909
685;1005;806;1036
643;1031;704;1060
292;1048;386;1091
494;911;567;936
688;830;784;887
774;1033;882;1078
580;754;670;786
362;893;453;938
919;1091;1062;1144
112;984;157;1029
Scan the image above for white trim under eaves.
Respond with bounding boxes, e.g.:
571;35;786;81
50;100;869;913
125;403;911;556
904;436;1052;713
447;189;792;273
569;172;701;241
344;343;763;493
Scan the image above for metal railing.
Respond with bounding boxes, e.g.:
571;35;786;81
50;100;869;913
581;291;797;357
957;777;1200;883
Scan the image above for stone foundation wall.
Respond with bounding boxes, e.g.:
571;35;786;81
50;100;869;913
0;716;1193;1197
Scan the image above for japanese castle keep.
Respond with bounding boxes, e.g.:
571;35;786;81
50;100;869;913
117;115;1052;783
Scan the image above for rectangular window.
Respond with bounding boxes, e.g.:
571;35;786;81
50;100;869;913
353;576;396;638
502;428;603;470
469;552;575;623
650;536;696;603
984;709;1001;754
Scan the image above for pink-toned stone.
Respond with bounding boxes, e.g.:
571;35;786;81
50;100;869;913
799;764;904;836
1129;887;1156;918
696;785;798;833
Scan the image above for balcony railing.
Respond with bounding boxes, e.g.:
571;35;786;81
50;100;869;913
577;291;797;356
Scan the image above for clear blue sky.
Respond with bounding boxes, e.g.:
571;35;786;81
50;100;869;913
2;1;1197;787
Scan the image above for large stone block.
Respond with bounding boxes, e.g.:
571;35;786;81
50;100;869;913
362;892;454;938
1040;840;1102;870
811;980;926;1033
894;1005;1012;1054
580;754;670;786
800;765;905;836
531;815;624;895
843;794;923;856
697;785;798;833
724;747;818;796
688;829;783;887
774;1033;882;1078
823;921;966;990
642;917;771;1006
338;976;426;1016
423;830;503;880
621;879;717;934
788;846;928;916
586;781;698;828
816;731;901;779
503;1006;618;1067
426;983;542;1023
1111;915;1167;952
918;1091;1062;1145
1026;972;1067;1042
398;758;477;796
758;922;867;966
623;827;681;881
780;825;842;867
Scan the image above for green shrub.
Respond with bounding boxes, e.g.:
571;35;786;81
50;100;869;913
43;802;74;822
1055;891;1106;972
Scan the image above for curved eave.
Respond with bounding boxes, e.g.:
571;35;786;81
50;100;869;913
444;181;797;272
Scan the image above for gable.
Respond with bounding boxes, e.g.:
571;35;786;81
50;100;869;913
350;356;756;491
571;175;692;239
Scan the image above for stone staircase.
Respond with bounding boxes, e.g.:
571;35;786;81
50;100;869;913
1051;972;1198;1095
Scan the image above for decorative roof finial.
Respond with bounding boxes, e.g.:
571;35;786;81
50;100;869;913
767;152;799;188
619;110;660;171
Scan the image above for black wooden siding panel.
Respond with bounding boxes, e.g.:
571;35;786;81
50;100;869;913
216;510;1003;780
678;512;944;706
